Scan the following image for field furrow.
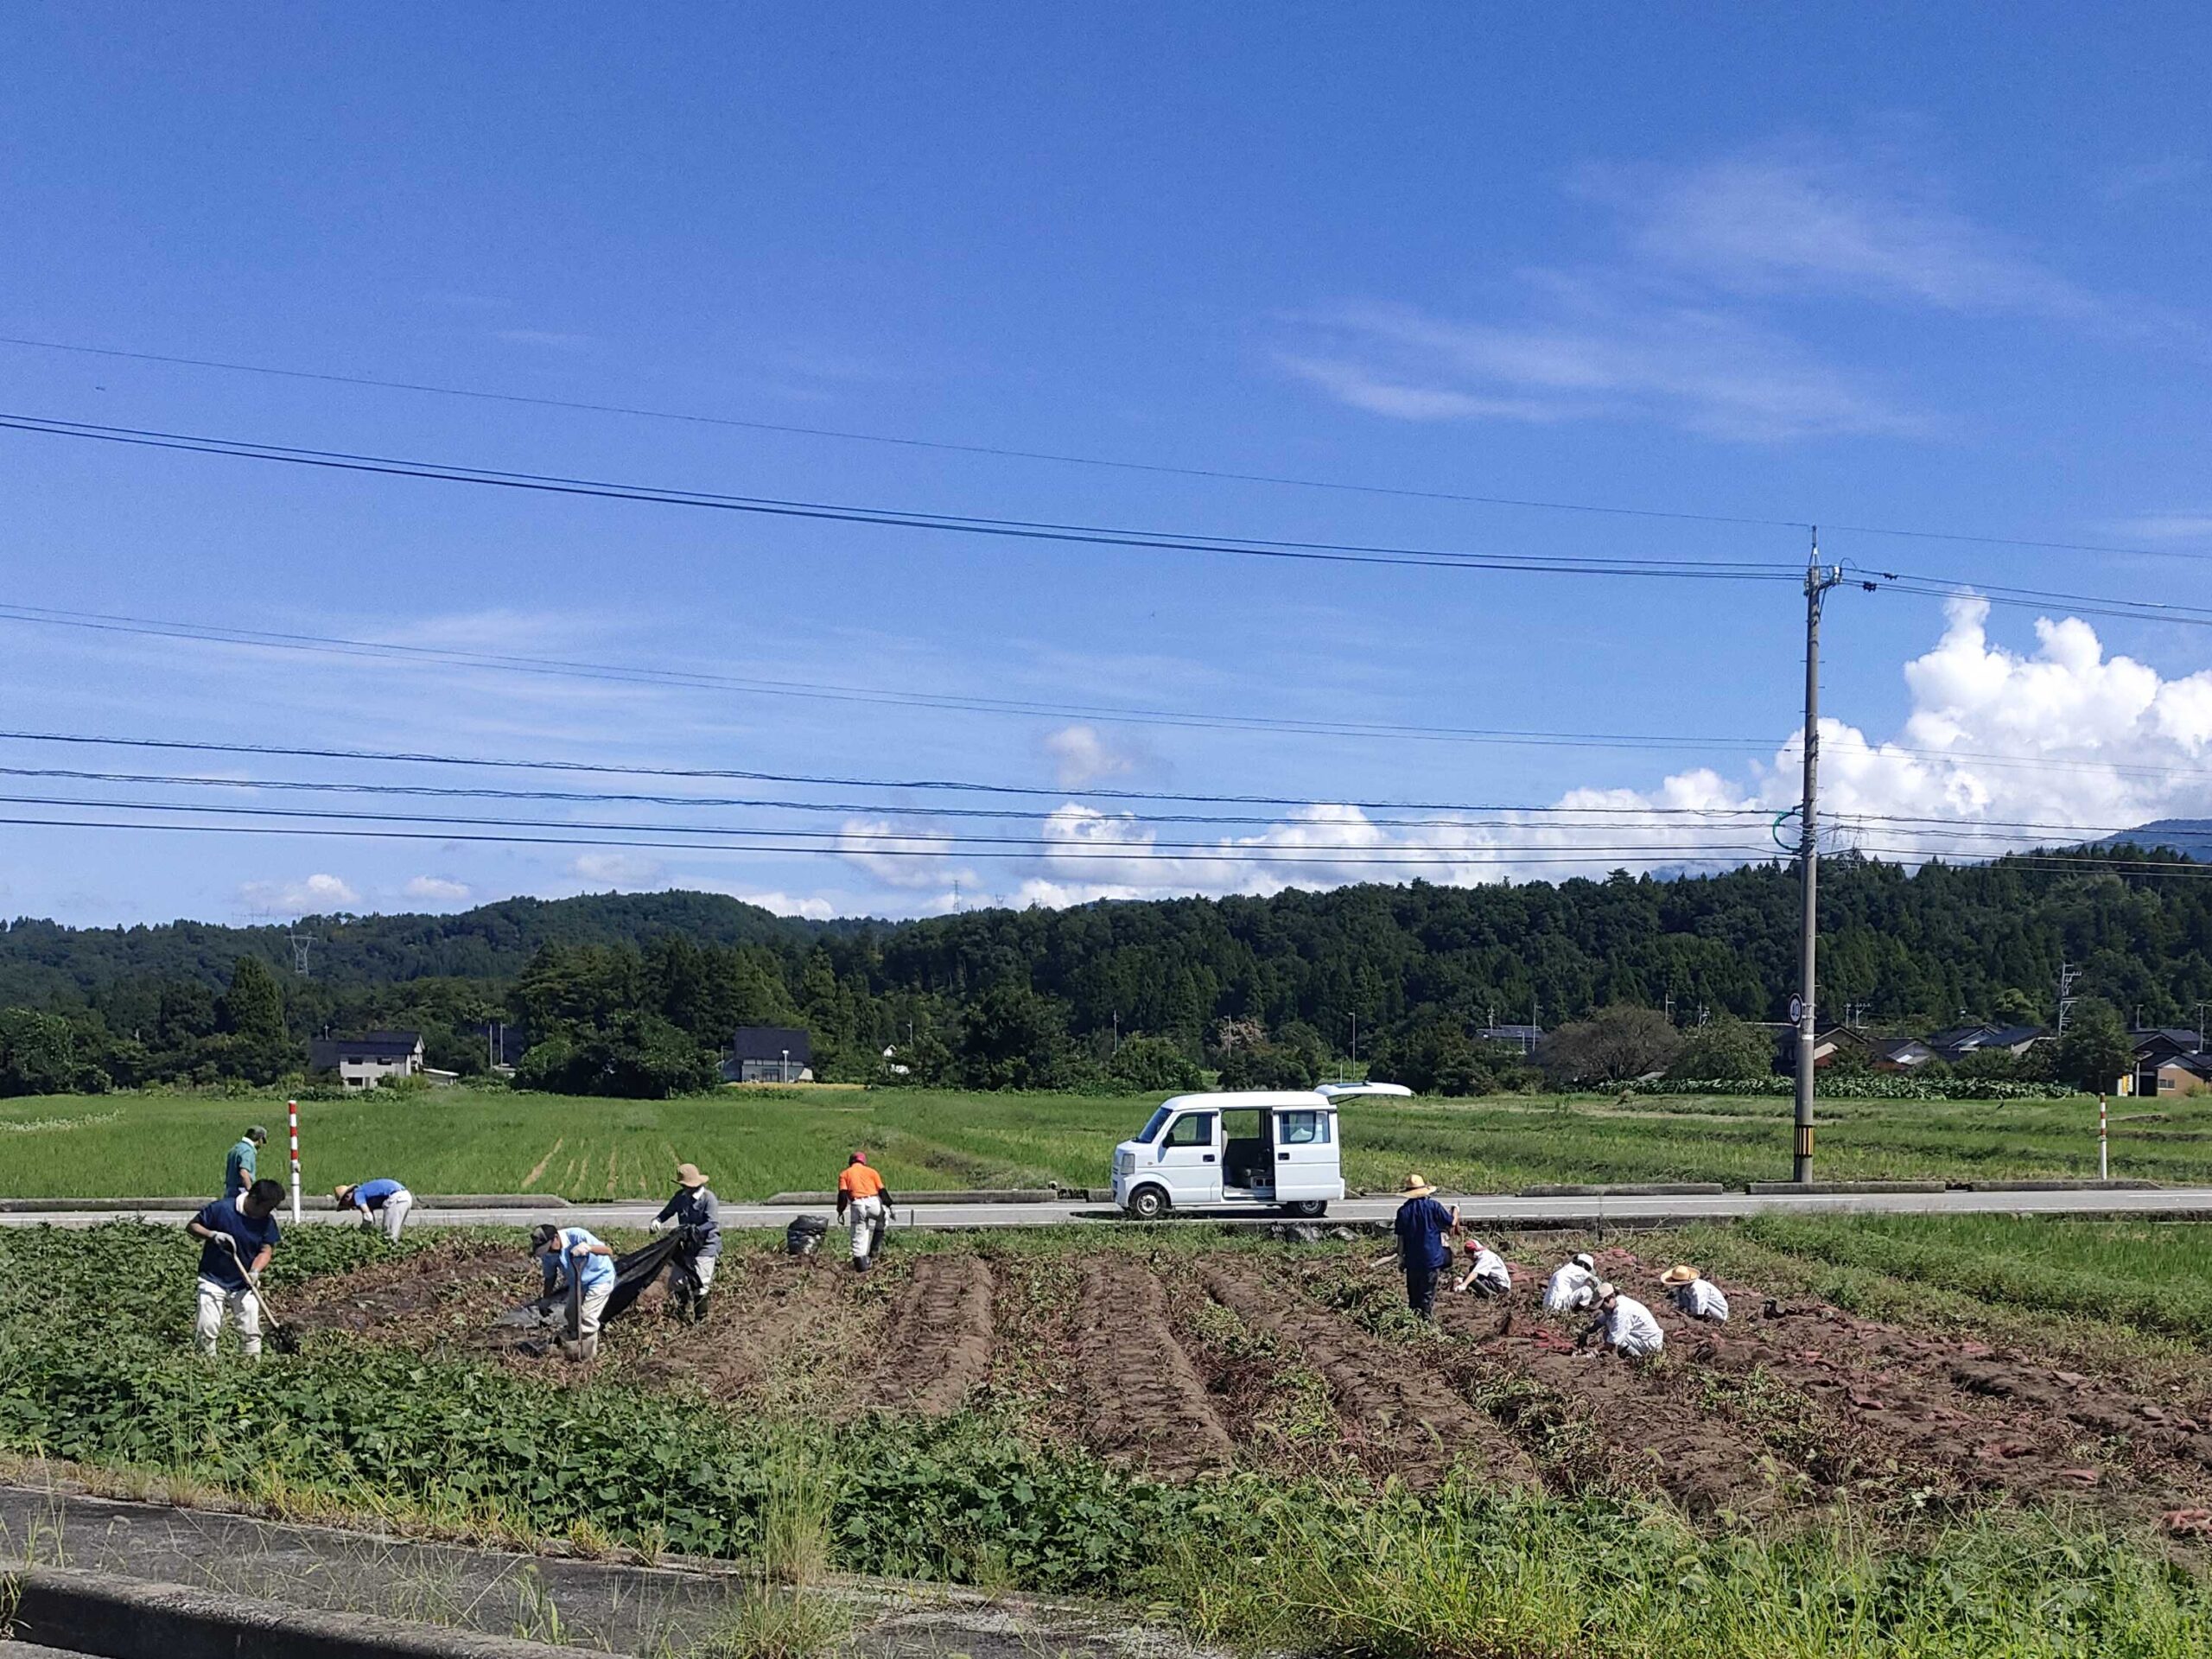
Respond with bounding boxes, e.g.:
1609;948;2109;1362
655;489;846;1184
1071;1258;1235;1477
870;1253;996;1414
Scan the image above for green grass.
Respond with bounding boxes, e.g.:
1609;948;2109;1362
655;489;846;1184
3;1084;2209;1199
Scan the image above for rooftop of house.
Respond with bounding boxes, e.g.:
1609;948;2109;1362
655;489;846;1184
728;1026;812;1063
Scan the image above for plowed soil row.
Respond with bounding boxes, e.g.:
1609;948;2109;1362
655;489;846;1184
1071;1258;1234;1477
1204;1262;1537;1488
870;1255;995;1414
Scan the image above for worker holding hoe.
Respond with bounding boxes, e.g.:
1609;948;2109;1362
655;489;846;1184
836;1150;893;1273
224;1125;268;1201
650;1161;721;1320
186;1176;285;1359
333;1178;415;1243
1392;1173;1459;1319
530;1224;617;1360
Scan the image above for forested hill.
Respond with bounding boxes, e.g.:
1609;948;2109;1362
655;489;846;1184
3;846;2209;1094
0;890;825;1005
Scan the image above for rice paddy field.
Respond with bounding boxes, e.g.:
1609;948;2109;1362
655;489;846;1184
3;1084;2209;1200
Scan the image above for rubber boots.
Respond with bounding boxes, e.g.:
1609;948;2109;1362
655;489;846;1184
691;1291;711;1324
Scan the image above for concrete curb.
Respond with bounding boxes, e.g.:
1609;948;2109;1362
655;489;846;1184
1;1559;612;1659
1745;1180;1948;1196
0;1196;569;1214
760;1188;1058;1205
1517;1182;1728;1198
1950;1179;2161;1192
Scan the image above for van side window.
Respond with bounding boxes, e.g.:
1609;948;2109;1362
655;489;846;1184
1280;1110;1328;1144
1163;1112;1214;1148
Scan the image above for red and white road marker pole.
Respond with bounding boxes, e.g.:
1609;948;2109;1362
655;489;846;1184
2098;1092;2108;1182
287;1096;302;1224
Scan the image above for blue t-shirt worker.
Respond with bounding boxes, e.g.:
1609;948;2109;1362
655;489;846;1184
530;1224;618;1362
187;1179;284;1359
1392;1173;1460;1319
334;1177;415;1243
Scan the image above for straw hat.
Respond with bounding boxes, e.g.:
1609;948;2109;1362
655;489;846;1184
1399;1173;1438;1197
1660;1264;1702;1287
675;1162;709;1188
331;1184;354;1203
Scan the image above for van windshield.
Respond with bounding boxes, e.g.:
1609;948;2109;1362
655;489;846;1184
1135;1106;1173;1144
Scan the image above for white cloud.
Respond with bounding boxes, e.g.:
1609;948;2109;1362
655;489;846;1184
1042;724;1142;788
239;873;360;913
837;818;977;891
1589;145;2094;316
569;852;665;886
1288;295;1922;442
724;889;836;922
404;876;472;902
2106;513;2212;543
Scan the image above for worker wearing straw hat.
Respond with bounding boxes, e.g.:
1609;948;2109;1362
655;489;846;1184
1392;1173;1460;1319
651;1161;721;1323
1660;1263;1730;1323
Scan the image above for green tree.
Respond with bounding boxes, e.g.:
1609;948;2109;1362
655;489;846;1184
0;1008;104;1096
1104;1035;1202;1094
1537;1004;1682;1087
1664;1014;1775;1081
957;983;1080;1090
217;955;287;1043
2056;998;2134;1092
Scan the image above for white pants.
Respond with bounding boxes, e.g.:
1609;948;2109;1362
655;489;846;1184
376;1190;414;1243
195;1277;263;1358
849;1195;883;1261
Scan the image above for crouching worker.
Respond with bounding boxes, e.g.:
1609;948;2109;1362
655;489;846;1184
188;1177;284;1360
836;1151;892;1273
1454;1236;1512;1297
334;1178;414;1243
1660;1263;1729;1322
652;1161;721;1321
1580;1281;1665;1359
530;1224;616;1360
1544;1251;1600;1313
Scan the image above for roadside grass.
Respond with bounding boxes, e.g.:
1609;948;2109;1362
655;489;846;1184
9;1085;2209;1201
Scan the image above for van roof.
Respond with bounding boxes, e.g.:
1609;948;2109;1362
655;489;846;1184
1158;1090;1332;1111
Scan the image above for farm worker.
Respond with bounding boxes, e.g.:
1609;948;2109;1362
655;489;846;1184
1580;1282;1665;1359
836;1151;893;1273
530;1224;617;1360
334;1179;415;1243
1453;1237;1512;1297
1543;1251;1600;1313
1660;1263;1730;1322
1391;1173;1459;1319
650;1161;721;1321
225;1126;268;1201
186;1177;285;1359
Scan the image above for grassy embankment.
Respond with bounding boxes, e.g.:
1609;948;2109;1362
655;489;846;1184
3;1085;2207;1200
1;1216;2208;1657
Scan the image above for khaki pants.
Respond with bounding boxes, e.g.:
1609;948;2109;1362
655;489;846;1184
376;1190;414;1243
195;1276;263;1358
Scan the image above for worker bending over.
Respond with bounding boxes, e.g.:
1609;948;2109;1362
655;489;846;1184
187;1177;285;1360
651;1161;721;1320
225;1126;268;1201
531;1224;616;1359
1580;1282;1665;1358
1543;1252;1600;1313
1391;1173;1459;1319
1660;1263;1729;1322
334;1178;414;1243
836;1151;893;1272
1453;1236;1511;1297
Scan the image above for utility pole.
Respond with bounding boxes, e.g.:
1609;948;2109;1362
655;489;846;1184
2056;961;2082;1033
1794;536;1846;1184
2196;1002;2210;1054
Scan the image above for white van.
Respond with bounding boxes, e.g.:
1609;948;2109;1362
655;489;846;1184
1110;1090;1344;1220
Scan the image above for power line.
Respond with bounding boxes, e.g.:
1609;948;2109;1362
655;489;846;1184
0;334;1816;536
0;603;1777;755
16;332;2212;566
0;411;1802;582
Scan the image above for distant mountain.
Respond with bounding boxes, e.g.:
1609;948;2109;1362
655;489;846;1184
0;890;835;1004
2101;821;2212;861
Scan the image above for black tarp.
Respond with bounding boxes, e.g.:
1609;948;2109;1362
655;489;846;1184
494;1227;696;1334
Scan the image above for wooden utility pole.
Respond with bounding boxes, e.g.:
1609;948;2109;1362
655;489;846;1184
1794;536;1845;1183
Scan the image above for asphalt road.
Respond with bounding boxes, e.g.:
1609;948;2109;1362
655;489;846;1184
9;1185;2212;1231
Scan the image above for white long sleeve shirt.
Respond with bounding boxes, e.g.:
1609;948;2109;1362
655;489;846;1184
1457;1249;1510;1294
1543;1262;1599;1313
1670;1279;1730;1322
1601;1295;1665;1357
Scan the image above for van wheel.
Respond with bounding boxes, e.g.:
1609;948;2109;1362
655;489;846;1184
1126;1185;1169;1221
1285;1199;1328;1218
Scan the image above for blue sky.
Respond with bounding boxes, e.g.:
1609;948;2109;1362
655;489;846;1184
5;4;2212;925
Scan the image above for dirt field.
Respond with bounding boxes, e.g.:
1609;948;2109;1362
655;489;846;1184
285;1231;2212;1537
